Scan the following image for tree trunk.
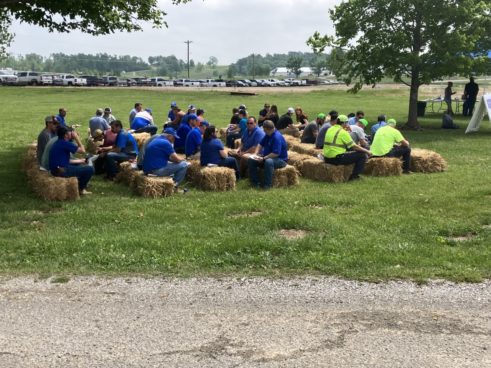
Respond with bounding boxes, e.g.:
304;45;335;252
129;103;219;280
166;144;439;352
405;77;421;130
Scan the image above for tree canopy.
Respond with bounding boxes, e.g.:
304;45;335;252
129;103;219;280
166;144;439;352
286;55;303;78
0;0;191;59
308;0;491;128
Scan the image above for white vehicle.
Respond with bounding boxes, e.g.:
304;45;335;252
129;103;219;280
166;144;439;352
0;70;18;85
148;77;174;87
40;74;53;85
269;78;286;86
182;79;201;87
16;71;42;85
53;74;87;86
199;79;226;87
284;78;302;86
258;79;273;87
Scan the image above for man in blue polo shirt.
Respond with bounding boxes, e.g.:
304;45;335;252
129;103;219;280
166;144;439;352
174;113;197;154
89;108;110;137
370;114;387;139
185;120;208;159
49;126;94;195
56;107;67;127
143;128;188;187
101;120;138;180
235;116;265;172
247;120;288;189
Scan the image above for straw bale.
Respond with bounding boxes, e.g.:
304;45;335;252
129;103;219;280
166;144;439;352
279;126;301;138
272;165;300;187
132;132;151;149
283;135;300;149
115;161;134;184
65;177;80;200
218;128;227;143
364;157;402;177
185;160;202;183
290;142;322;157
287;151;313;172
23;145;38;171
198;166;236;191
234;139;241;149
300;158;352;183
134;175;175;198
410;148;448;173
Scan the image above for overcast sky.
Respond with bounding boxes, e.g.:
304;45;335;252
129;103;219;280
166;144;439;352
9;0;341;64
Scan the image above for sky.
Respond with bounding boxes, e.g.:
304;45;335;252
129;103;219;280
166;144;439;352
8;0;340;64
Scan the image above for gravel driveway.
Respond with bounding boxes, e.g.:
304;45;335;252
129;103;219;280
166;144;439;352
0;277;489;367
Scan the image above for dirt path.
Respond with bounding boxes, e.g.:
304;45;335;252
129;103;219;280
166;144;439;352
0;277;490;367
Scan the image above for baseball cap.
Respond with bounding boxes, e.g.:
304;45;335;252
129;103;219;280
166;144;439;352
96;108;104;115
359;118;369;127
145;108;153;114
317;113;326;120
200;120;209;127
338;114;349;123
238;109;247;116
170;101;177;107
287;107;295;114
104;107;112;113
188;104;196;110
239;104;247;110
163;127;180;139
387;118;397;126
188;113;198;120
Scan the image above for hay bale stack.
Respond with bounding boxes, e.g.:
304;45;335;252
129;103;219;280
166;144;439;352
185;160;202;183
363;157;402;177
410;148;448;173
269;165;300;187
279;126;301;138
290;142;322;157
300;158;352;183
115;161;133;184
287;151;314;172
132;132;151;150
23;144;38;171
134;175;174;198
283;135;300;149
197;167;236;191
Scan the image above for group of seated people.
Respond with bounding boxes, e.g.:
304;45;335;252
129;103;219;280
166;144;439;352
36;101;412;196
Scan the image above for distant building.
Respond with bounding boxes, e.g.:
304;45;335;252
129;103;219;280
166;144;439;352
270;67;314;78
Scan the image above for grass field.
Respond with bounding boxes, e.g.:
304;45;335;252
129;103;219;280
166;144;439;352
1;86;490;281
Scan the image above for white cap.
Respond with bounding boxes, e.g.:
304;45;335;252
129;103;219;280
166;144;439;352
287;107;295;114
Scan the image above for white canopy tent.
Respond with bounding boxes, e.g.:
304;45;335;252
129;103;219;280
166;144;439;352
465;94;491;133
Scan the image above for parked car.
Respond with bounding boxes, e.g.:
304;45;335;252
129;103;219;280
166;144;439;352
40;74;53;85
182;79;201;87
79;75;103;87
132;77;151;86
148;77;174;87
239;79;257;87
269;78;286;86
199;79;226;87
102;76;118;86
16;71;42;85
284;78;302;86
0;70;18;85
53;74;87;86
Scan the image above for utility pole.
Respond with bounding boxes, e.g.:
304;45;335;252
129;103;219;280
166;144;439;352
184;40;193;78
252;54;255;80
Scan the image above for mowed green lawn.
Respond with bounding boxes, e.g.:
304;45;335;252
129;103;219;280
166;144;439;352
0;86;490;281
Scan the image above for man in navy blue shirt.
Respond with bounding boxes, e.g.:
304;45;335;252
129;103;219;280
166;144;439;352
174;113;197;154
247;120;288;189
185;117;205;159
99;120;138;180
143;128;188;187
200;125;240;180
56;107;67;127
49;126;94;195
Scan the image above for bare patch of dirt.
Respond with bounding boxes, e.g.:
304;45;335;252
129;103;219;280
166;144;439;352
278;229;308;240
447;233;477;242
230;211;262;219
308;204;324;209
482;224;491;230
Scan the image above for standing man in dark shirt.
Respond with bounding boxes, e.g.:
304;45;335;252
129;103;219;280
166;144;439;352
463;77;479;116
276;107;295;130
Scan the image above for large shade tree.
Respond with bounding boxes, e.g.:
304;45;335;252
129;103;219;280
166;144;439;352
307;0;491;129
0;0;190;59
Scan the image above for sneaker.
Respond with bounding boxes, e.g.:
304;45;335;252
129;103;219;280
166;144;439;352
79;189;92;195
403;170;412;175
86;154;99;167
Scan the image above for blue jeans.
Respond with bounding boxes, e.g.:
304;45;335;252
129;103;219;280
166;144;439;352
248;157;287;188
148;161;188;185
105;152;133;178
219;157;240;180
53;164;94;191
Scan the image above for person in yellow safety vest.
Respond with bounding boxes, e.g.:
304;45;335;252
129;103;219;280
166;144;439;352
323;114;372;181
370;118;411;173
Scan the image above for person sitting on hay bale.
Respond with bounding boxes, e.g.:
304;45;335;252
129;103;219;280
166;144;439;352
129;102;142;126
143;128;188;191
370;114;387;141
37;115;59;165
89;108;110;137
130;108;158;135
323;114;372;181
301;113;326;144
370;118;411;174
315;110;336;149
294;106;309;130
200;125;240;180
165;102;185;130
258;103;271;127
174;113;197;154
346;118;369;148
98;120;138;180
226;109;247;148
102;107;116;125
185;119;208;160
277;107;295;130
247;120;288;189
49;126;94;195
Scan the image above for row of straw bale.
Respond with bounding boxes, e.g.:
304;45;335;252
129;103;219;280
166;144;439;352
186;160;236;191
23;144;80;201
116;161;174;198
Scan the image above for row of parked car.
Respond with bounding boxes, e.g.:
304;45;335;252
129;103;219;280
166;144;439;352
0;70;312;88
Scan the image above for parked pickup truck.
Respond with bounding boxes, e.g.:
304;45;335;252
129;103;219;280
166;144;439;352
0;70;18;85
174;79;200;87
17;71;42;85
148;77;174;87
199;79;226;87
53;74;87;86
